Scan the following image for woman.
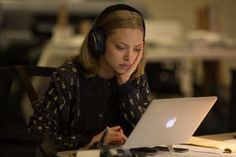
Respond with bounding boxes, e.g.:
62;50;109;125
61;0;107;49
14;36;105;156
28;4;152;151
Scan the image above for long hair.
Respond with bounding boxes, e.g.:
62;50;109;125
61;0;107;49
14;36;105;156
78;9;146;79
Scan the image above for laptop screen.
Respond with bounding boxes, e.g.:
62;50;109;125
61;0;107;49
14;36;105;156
123;96;217;148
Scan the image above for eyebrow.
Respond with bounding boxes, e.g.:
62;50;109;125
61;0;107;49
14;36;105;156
118;41;142;47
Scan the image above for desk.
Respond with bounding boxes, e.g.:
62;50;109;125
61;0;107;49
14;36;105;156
200;132;236;141
57;133;236;157
146;47;236;96
58;151;236;157
146;47;236;62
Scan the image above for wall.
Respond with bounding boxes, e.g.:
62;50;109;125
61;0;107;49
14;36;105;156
134;0;236;38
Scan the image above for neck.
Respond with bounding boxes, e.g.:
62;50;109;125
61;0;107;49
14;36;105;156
96;57;115;79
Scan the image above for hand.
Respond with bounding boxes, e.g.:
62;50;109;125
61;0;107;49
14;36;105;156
104;126;127;145
117;45;143;85
87;126;127;147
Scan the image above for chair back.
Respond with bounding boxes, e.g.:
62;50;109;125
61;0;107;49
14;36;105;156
0;65;56;157
15;66;56;108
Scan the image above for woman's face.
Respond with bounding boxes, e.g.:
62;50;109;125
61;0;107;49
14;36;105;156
98;28;144;78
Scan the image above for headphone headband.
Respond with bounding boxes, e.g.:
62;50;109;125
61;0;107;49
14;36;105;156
88;4;145;57
93;4;145;30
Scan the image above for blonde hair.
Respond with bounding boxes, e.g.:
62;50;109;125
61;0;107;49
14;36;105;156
78;10;146;79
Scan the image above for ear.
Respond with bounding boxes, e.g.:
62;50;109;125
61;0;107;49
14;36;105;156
88;28;106;57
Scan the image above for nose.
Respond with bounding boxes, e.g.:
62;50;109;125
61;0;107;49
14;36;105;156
124;50;132;61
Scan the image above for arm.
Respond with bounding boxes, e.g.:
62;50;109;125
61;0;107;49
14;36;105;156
116;44;152;134
117;74;152;134
28;63;91;151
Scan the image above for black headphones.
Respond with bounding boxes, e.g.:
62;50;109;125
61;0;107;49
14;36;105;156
88;4;145;57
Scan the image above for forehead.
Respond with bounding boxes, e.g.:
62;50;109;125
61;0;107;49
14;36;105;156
107;28;144;43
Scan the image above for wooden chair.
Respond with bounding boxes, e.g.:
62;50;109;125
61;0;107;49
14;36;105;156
0;65;57;157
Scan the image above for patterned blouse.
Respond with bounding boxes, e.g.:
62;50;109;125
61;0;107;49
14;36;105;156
28;58;152;151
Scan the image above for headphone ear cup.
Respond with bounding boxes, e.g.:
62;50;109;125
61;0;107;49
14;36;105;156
88;29;105;57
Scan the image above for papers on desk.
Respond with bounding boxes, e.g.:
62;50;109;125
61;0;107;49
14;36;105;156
76;149;100;157
185;136;236;153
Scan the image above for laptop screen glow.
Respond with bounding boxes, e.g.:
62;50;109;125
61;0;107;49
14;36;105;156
123;96;217;149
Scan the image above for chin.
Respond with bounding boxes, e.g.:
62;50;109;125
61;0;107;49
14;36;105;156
117;70;127;74
115;69;127;75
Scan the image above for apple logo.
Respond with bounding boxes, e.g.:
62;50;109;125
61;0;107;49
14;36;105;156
166;117;177;128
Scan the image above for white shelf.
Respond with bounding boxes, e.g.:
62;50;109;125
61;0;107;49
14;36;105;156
146;47;236;62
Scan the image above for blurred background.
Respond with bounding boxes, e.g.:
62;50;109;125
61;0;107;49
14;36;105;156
0;0;236;156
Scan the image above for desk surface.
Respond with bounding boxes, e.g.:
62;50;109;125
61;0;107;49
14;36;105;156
200;132;236;141
146;47;236;62
57;132;236;157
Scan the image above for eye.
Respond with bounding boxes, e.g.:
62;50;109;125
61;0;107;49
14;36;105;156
116;45;126;51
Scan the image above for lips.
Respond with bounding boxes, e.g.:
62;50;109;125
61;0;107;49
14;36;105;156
119;64;131;69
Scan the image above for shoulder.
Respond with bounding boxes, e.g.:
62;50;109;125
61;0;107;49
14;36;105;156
53;58;83;79
132;73;148;86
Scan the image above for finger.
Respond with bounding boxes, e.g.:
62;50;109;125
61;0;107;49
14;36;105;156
106;133;127;145
119;128;124;134
127;49;143;74
111;130;127;141
133;43;144;65
106;130;127;140
109;126;121;131
109;126;126;137
134;48;143;67
109;138;125;145
108;139;124;145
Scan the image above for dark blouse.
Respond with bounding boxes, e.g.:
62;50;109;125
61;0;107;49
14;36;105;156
28;58;152;151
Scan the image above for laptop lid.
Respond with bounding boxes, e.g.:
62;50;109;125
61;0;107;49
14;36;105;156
123;96;217;148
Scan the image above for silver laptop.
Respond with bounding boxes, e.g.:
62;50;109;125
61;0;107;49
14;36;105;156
123;96;217;149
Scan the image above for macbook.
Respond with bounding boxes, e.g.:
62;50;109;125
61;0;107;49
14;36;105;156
123;96;217;149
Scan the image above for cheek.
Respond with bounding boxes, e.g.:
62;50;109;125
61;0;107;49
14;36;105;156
104;51;118;66
105;49;121;60
131;53;139;62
